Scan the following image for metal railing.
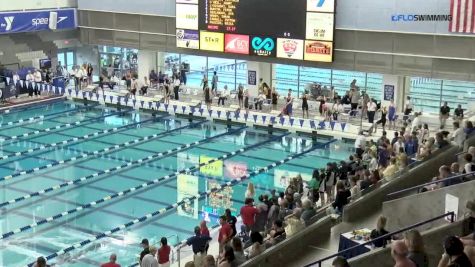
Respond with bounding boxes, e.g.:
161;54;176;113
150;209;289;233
386;172;474;200
304;211;456;267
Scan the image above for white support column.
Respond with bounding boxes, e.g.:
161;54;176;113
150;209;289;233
138;50;158;80
246;61;271;97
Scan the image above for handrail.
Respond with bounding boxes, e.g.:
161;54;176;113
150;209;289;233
386;172;474;199
304;211;456;267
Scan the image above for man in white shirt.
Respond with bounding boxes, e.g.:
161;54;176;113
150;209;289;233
411;112;421;132
367;98;377;124
34;69;42;96
26;71;35;97
451;121;466;147
218;85;229;106
354;131;366;158
173;76;180;100
74;66;83;91
141;246;158;267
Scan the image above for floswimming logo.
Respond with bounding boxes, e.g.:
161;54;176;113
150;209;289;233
391;14;452;22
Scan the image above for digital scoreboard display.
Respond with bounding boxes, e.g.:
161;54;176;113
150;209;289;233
176;0;335;62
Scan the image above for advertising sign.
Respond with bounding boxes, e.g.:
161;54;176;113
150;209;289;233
0;9;77;34
199;31;224;51
249;36;276;57
383;84;395;101
304;40;333;62
177;174;199;218
306;12;334;41
200;155;223;176
224;34;249;54
307;0;335;13
247;70;257;86
224;161;248;179
276;38;304;60
176;3;198;30
176;29;199;49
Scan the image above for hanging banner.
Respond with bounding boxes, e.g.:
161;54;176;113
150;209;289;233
0;9;77;34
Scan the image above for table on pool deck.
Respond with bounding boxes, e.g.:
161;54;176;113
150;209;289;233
338;228;372;259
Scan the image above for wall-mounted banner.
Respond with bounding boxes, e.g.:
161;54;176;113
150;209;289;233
383;84;395;101
248;70;257;85
0;8;77;34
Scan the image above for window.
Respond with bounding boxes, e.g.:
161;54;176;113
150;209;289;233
409;78;442;113
207;57;237;90
236;60;247;89
332;70;366;97
161;53;180;77
181;54;206;88
441;80;475;112
366;73;383;101
299;66;331;96
273;64;298;97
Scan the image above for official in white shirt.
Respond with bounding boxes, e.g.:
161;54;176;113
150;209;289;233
74;66;83;91
173;75;180;100
354;131;366;158
34;70;42;96
367;99;377;124
26;71;35;97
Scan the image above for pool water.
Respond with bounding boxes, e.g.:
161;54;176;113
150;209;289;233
0;100;351;267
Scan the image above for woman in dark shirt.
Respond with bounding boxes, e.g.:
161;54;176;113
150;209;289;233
370;216;390;248
404;229;429;267
332;181;351;214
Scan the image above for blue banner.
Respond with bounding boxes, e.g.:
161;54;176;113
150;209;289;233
0;9;77;34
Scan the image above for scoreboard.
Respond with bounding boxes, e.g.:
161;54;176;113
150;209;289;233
176;0;335;62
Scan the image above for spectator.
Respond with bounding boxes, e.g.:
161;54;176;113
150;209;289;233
308;170;321;202
184;262;195;267
435;132;449;149
325;163;337;204
463;154;475;175
391;132;400;146
266;197;280;232
451;162;461;176
231;237;246;265
378;143;390;168
438;236;472;267
245;182;255;199
383;158;399;180
186;226;212;263
249;231;265;258
331;181;351;214
218;215;233;253
200;220;210;237
332;256;350;267
224;209;237;238
278;199;292;221
439;102;451;129
396;147;408;169
404;230;428;267
141;246;158;267
240;198;259;234
101;254;120;267
411;113;421;132
218;245;235;267
368;152;378;172
267;219;286;246
451;121;466;147
158;237;171;267
350;176;361;200
405;132;419;156
370;216;390;248
202;255;216;267
285;209;305;237
391;241;416;267
254;195;269;232
301;199;317;226
464;121;475;136
140;239;150;264
454;104;464;121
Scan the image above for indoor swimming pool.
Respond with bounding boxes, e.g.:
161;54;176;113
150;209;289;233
0;100;352;266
